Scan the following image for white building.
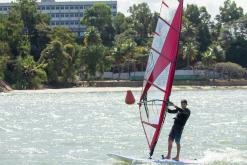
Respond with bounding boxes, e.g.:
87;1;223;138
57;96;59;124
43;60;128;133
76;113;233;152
0;0;117;37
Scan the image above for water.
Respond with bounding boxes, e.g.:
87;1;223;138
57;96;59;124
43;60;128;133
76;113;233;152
0;88;246;165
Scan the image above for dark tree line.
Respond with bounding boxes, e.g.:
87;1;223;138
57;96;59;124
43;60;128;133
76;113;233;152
0;0;246;89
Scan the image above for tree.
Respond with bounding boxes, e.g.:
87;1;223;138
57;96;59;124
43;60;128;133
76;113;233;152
202;42;225;69
84;45;110;78
0;42;10;79
83;26;102;46
0;14;7;41
63;44;81;83
180;16;199;67
219;15;247;67
32;20;51;60
198;7;212;53
6;55;47;89
216;0;244;24
49;27;76;45
112;33;137;79
184;5;212;55
4;6;27;57
112;12;127;35
11;0;51;59
202;48;216;68
81;27;112;79
184;4;201;25
39;40;70;85
81;3;115;46
128;3;152;45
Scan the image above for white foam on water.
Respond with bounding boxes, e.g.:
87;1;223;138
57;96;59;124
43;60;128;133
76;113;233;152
200;148;245;164
8;148;48;154
0;126;13;132
50;112;61;119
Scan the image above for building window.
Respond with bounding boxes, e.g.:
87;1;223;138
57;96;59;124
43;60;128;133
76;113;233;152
56;6;59;10
65;6;69;9
51;14;55;17
0;8;2;11
112;5;117;9
75;13;78;17
70;6;74;10
61;6;64;10
75;6;79;9
61;13;64;17
56;14;59;17
79;13;83;17
65;14;69;17
37;7;41;10
80;6;83;9
70;13;74;17
51;6;55;10
42;6;45;10
4;7;7;11
46;6;50;10
51;22;55;25
65;21;69;25
84;5;92;9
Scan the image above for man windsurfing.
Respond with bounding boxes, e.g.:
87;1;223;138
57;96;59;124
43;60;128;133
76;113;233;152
162;99;191;161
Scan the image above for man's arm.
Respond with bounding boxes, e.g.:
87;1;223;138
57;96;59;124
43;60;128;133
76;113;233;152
166;102;182;113
167;108;178;113
165;102;179;113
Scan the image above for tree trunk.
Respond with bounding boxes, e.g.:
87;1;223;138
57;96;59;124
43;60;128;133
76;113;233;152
117;64;121;81
186;53;190;67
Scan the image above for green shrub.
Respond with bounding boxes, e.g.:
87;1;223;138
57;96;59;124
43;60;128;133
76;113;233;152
215;62;247;80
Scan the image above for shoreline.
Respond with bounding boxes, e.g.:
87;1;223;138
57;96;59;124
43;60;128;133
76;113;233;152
8;85;247;94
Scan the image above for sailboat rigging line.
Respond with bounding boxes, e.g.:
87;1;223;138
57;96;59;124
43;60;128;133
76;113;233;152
143;94;149;119
151;47;161;55
139;99;169;104
154;31;160;36
150;47;175;63
162;1;169;8
144;79;166;93
158;16;179;33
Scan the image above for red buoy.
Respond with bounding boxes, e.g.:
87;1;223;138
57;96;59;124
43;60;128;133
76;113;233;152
125;90;135;105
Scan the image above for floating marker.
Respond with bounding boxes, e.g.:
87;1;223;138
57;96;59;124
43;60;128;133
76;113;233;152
125;90;135;105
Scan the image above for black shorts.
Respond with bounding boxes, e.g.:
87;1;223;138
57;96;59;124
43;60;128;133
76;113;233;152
169;125;184;144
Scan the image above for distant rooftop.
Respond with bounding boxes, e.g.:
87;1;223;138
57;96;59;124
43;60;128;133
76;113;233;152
0;0;117;3
41;0;55;2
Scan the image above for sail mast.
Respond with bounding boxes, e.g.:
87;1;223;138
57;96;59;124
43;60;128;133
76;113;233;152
165;0;183;99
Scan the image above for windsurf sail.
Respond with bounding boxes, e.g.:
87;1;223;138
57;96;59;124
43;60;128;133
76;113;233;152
139;0;183;158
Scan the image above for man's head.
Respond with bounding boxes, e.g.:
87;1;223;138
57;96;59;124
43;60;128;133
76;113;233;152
181;99;187;109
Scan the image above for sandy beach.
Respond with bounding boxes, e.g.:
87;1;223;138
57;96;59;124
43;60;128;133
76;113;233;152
9;85;247;94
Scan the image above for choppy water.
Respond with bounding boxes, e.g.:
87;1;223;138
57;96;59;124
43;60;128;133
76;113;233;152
0;88;246;165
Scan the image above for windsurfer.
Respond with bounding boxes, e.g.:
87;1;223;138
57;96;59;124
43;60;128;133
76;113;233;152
162;99;190;161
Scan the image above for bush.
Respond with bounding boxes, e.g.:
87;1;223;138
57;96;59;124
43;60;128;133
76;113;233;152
0;56;8;80
215;62;247;80
11;56;47;89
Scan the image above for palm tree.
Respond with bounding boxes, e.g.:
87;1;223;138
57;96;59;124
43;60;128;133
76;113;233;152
182;42;199;67
202;48;216;68
181;17;199;67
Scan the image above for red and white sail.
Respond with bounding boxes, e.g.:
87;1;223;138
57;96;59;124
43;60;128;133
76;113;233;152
139;0;183;157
